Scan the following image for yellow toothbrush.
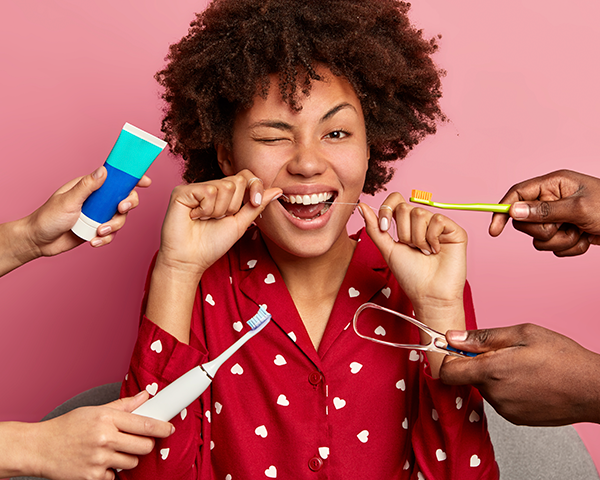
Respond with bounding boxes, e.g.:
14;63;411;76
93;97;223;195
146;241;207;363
410;189;510;213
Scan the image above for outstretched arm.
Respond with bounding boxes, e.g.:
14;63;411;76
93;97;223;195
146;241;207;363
439;324;600;426
0;391;173;480
0;166;150;276
489;169;600;256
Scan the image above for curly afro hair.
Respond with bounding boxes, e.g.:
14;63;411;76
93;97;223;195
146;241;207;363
157;0;445;194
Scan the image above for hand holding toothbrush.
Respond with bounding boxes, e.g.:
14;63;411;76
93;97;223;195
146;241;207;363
489;169;600;257
359;192;468;377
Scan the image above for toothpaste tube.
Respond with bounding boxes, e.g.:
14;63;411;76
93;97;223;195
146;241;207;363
71;123;167;241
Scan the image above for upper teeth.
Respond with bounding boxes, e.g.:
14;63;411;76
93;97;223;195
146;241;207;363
284;193;334;205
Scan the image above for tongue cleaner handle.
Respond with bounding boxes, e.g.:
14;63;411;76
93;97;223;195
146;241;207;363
132;314;269;422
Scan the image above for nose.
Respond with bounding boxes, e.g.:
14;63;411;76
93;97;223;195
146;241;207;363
286;143;328;178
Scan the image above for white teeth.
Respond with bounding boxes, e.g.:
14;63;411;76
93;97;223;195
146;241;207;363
283;192;334;205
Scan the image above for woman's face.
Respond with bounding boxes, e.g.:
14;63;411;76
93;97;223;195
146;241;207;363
218;65;369;259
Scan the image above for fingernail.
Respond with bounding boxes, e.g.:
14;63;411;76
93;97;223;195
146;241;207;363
170;425;176;435
512;202;530;220
134;390;146;398
98;225;111;236
447;330;468;342
379;216;389;232
92;166;104;179
271;192;283;202
90;238;103;247
120;201;132;212
357;205;364;218
420;248;431;256
254;192;262;206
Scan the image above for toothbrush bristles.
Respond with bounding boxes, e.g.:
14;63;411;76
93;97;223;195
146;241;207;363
411;189;432;201
247;306;272;330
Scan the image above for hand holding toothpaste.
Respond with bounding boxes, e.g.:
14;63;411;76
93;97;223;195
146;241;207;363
0;167;150;277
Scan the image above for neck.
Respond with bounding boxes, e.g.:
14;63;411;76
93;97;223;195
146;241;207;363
263;230;356;297
262;230;357;350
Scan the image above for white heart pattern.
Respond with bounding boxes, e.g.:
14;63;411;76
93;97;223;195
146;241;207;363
432;409;439;421
180;408;187;420
215;402;223;414
470;454;481;467
381;287;391;298
160;448;169;460
469;410;480;423
255;425;268;438
146;383;158;396
210;441;215;450
403;460;410;470
247;259;257;268
233;321;243;332
319;447;330;459
357;430;369;443
226;475;232;480
436;449;447;461
348;287;360;298
409;350;420;362
265;466;277;478
374;326;386;336
150;340;162;353
350;362;363;374
274;354;287;366
396;379;406;391
456;397;463;410
417;473;425;480
205;294;215;306
402;418;408;430
288;332;297;342
205;410;211;423
277;394;290;406
264;274;276;284
231;363;244;375
333;397;346;409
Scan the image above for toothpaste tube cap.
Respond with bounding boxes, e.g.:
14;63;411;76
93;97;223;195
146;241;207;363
71;212;101;241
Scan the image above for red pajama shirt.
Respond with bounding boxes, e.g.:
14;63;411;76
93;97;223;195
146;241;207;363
119;226;498;479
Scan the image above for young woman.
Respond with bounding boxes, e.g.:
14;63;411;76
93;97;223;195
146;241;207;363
120;1;498;478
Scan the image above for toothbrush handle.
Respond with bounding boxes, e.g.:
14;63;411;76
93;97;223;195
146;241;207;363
437;203;510;213
132;366;212;422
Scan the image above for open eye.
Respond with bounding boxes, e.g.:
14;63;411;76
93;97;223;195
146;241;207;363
325;130;350;140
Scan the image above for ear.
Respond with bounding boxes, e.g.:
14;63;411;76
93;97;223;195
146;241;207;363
216;144;236;176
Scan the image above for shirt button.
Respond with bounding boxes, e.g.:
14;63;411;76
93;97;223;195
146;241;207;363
308;371;323;386
308;456;324;471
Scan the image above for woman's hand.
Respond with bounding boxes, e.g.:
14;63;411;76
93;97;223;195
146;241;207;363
146;170;281;344
359;193;468;376
156;169;282;280
1;391;173;480
0;167;150;277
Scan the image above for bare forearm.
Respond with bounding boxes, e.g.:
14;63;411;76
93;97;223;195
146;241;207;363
145;255;202;345
0;421;43;477
414;301;465;379
0;218;40;277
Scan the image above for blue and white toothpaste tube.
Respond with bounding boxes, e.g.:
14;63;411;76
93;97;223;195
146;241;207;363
71;123;167;241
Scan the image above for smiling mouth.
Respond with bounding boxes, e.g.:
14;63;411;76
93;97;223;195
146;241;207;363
279;192;336;221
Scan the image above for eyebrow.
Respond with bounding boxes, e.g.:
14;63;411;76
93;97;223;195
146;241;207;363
249;102;357;131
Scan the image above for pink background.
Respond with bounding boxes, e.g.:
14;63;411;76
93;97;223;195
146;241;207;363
1;0;599;471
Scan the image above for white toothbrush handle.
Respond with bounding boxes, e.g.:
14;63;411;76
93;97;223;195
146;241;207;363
132;366;212;422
